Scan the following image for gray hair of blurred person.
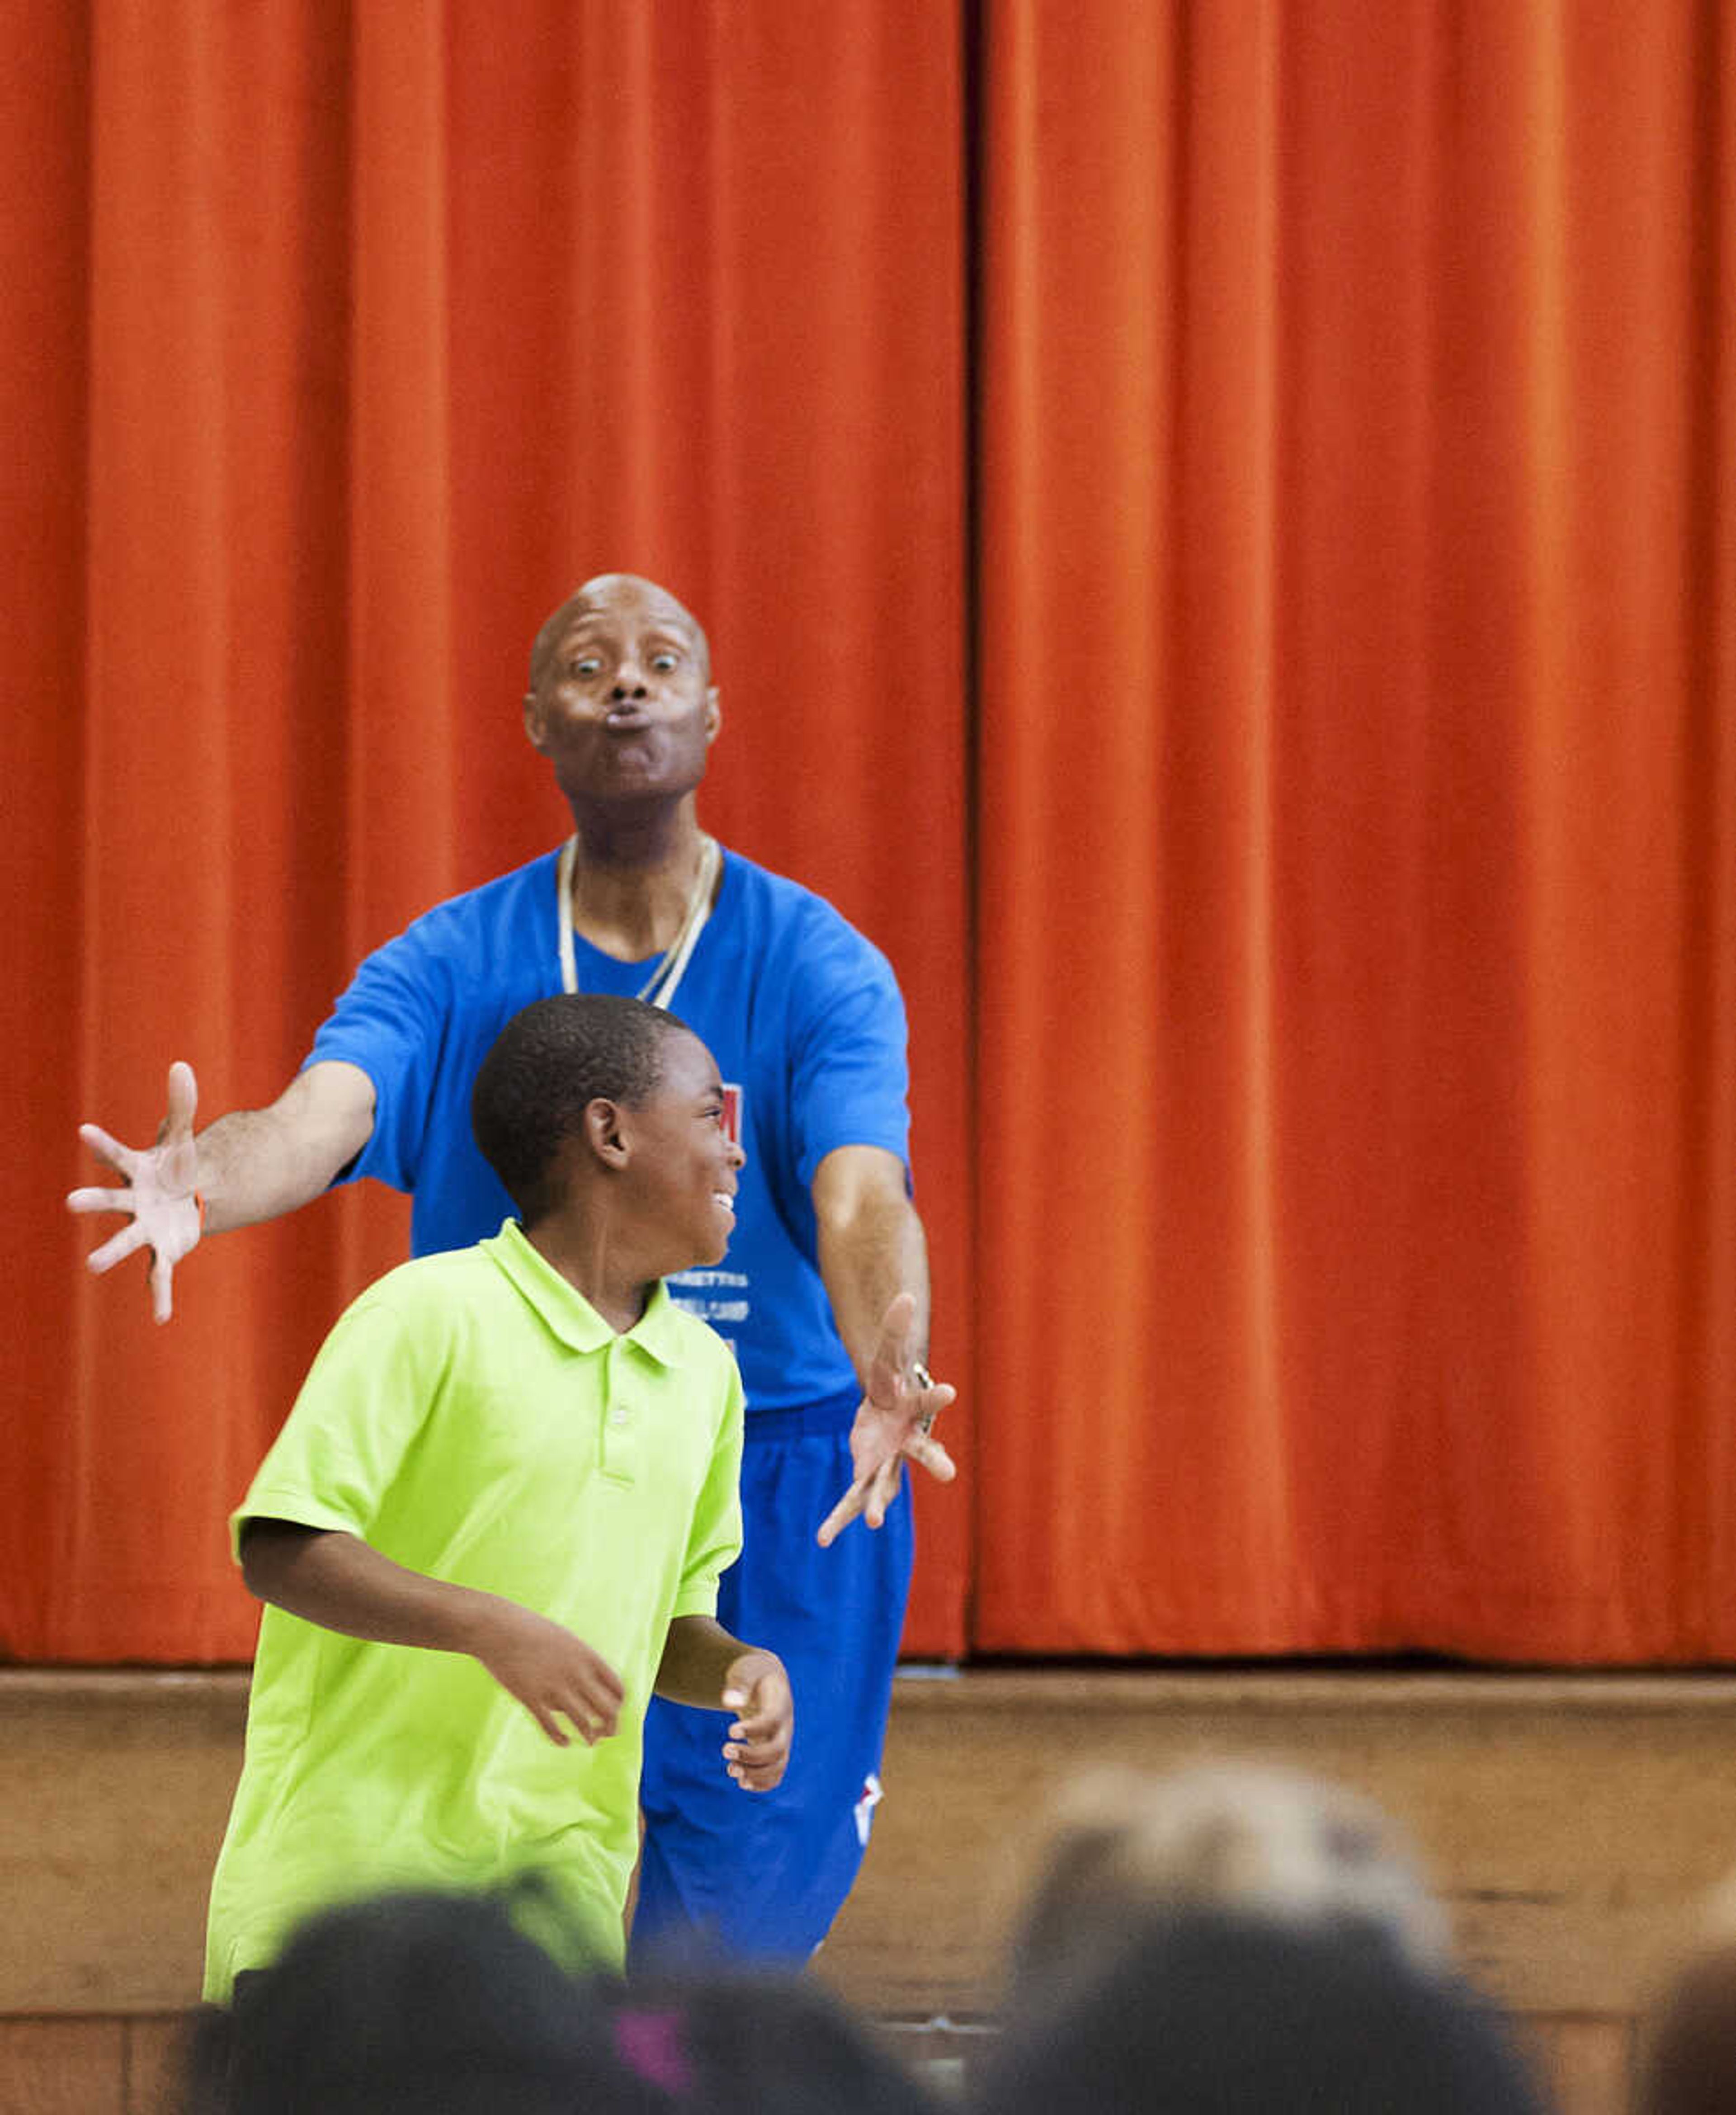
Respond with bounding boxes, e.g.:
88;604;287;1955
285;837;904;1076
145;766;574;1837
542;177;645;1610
1004;1761;1452;2007
1629;1869;1736;2115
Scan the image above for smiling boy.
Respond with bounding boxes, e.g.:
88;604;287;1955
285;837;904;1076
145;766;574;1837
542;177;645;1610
203;994;791;2001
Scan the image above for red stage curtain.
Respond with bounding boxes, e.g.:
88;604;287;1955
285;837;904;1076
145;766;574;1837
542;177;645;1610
9;2;1734;1670
6;0;968;1661
975;0;1736;1657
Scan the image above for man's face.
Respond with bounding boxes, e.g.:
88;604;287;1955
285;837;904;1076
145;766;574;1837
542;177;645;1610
524;576;719;809
621;1029;745;1270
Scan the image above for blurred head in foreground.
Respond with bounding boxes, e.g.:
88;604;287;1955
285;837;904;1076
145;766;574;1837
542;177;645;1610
191;1886;655;2115
1633;1941;1736;2115
979;1910;1544;2115
613;1969;943;2115
1005;1761;1451;2007
1630;1870;1736;2115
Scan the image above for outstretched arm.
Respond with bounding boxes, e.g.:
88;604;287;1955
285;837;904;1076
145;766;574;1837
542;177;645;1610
656;1615;792;1791
67;1058;376;1322
812;1145;957;1547
240;1519;625;1750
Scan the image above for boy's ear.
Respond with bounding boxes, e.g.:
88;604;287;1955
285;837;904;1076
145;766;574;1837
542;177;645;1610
583;1098;630;1169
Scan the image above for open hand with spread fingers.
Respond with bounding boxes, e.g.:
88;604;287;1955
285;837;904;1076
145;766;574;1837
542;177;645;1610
817;1290;956;1548
67;1061;203;1325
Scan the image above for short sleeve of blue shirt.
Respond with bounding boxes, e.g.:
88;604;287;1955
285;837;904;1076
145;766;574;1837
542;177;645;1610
782;901;911;1194
303;853;562;1253
309;916;454;1194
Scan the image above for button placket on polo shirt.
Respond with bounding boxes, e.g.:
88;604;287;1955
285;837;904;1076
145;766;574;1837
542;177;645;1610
599;1336;640;1484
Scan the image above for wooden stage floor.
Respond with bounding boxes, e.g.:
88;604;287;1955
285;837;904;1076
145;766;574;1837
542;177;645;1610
7;1665;1736;2112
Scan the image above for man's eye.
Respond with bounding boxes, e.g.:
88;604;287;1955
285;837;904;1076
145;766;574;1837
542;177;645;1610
651;652;678;673
570;657;601;679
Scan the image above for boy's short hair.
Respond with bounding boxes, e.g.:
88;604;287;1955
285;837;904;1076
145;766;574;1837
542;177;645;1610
471;994;692;1226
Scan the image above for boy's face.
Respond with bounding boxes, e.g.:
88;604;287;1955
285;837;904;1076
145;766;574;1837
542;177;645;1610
621;1028;745;1270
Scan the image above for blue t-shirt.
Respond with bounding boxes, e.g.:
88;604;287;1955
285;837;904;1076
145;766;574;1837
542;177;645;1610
305;846;911;1413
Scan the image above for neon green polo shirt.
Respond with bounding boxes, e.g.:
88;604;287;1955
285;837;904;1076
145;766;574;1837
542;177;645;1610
203;1221;743;2000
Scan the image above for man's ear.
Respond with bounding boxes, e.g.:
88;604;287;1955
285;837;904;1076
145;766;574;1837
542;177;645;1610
583;1098;630;1169
704;685;721;744
524;689;549;753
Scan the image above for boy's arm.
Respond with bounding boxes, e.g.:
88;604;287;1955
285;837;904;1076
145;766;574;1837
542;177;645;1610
654;1614;792;1791
241;1519;624;1749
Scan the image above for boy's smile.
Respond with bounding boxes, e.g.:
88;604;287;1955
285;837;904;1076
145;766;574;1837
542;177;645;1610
623;1028;747;1272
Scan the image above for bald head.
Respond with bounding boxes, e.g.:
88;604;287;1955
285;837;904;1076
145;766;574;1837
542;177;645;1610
529;574;711;695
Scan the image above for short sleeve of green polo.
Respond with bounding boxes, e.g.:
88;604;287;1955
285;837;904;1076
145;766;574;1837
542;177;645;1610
670;1347;745;1619
233;1285;437;1554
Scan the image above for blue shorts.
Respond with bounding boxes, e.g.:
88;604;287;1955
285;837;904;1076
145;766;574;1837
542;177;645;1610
631;1387;915;1967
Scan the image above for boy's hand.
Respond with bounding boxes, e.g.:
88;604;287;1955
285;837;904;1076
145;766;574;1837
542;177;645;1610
720;1650;792;1792
472;1601;624;1749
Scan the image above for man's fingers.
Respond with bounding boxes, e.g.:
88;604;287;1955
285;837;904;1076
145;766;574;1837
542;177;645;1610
148;1251;175;1325
863;1455;903;1530
818;1450;914;1545
66;1185;138;1218
76;1124;138;1179
86;1220;152;1274
816;1479;868;1548
163;1062;198;1143
904;1433;957;1483
821;1461;900;1542
821;1424;955;1543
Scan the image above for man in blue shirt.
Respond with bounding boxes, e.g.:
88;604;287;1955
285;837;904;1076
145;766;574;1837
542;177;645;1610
70;572;955;1963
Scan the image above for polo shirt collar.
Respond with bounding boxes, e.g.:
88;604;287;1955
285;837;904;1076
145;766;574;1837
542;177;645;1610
483;1220;688;1367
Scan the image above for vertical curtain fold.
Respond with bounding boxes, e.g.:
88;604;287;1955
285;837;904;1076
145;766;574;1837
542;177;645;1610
4;0;92;1657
